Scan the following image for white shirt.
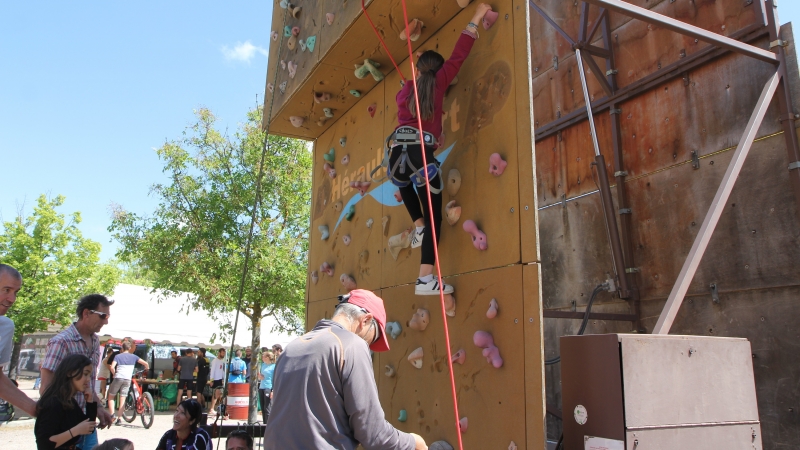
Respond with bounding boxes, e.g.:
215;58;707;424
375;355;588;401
209;356;227;381
0;316;14;369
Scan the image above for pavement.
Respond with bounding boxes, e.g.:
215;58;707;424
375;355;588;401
1;378;267;449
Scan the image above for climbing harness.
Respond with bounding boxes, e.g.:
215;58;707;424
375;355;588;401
370;126;443;194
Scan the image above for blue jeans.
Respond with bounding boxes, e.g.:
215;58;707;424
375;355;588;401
77;429;98;450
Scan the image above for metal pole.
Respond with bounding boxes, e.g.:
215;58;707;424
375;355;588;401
653;70;782;334
575;50;602;158
584;0;777;63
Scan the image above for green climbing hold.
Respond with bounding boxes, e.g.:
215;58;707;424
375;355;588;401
350;90;361;97
284;26;292;37
345;205;355;221
398;409;407;422
323;148;335;163
306;35;316;52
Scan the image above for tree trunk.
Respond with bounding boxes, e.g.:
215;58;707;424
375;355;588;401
8;341;21;380
248;308;262;423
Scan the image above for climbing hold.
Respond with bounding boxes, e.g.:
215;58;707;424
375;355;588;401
291;26;300;37
359;250;369;263
267;83;274;93
444;294;456;317
298;39;307;52
326;12;335;25
366;218;374;228
398;409;407;422
320;261;335;277
323;148;335;162
350;180;371;196
333;201;343;212
314;92;331;103
394;190;403;203
447;169;461;196
284;26;292;37
456;0;471;8
508;442;518;450
339;136;347;147
341;154;350;166
408;308;430;331
350;90;361;97
399;18;424;42
289;116;304;128
459;417;468;432
408;347;424;369
384;365;395;377
483;9;499;30
318;225;329;240
287;35;297;51
489;153;507;176
382;216;390;235
280;60;286;70
342;235;351;246
271;30;278;41
368;103;377;117
340;273;357;291
388;227;413;260
289;5;301;18
323;108;334;118
445;200;461;226
386;321;402;339
345;205;355;221
463;220;487;250
487;298;499;319
451;349;466;365
363;59;384;82
287;61;297;79
310;271;319;285
279;0;288;8
450;76;459;86
324;162;337;179
473;330;503;368
316;117;328;127
430;442;455;450
278;81;287;94
305;35;316;52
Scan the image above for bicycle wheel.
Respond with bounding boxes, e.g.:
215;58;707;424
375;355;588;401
140;392;154;429
122;392;136;423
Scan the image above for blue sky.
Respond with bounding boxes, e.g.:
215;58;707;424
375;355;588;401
1;2;799;263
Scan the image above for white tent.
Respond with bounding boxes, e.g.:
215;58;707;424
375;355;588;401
99;284;296;349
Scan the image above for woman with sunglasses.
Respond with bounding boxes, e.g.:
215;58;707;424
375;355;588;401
34;354;97;450
155;399;212;450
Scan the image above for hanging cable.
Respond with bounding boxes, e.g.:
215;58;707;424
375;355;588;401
361;0;407;82
399;3;462;449
544;283;606;366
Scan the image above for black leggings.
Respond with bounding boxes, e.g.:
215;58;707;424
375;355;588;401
259;388;271;424
389;143;443;266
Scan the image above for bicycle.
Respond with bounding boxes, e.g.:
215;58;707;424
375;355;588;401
0;379;19;423
121;370;154;429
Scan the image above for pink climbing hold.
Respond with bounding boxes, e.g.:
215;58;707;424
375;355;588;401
368;103;377;117
287;61;297;79
350;180;371;196
473;330;503;368
291;26;300;36
326;13;335;25
339;274;357;291
271;30;278;41
482;10;499;30
459;417;468;433
342;235;351;246
394;190;403;203
289;116;304;128
445;200;461;226
489;153;507;176
314;92;331;103
341;154;350;166
320;262;335;277
408;308;430;331
324;162;337;179
267;83;274;93
451;349;466;365
462;220;487;250
310;271;319;285
399;18;424;41
486;298;498;319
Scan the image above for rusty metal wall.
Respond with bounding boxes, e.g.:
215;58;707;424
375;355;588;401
529;1;800;447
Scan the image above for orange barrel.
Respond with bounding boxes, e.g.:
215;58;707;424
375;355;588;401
226;383;249;420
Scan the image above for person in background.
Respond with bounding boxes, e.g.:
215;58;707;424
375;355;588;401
176;348;198;404
207;348;226;416
195;348;210;410
242;347;252;382
34;354;97;450
226;430;253;450
95;348;116;406
271;344;282;362
228;349;246;384
107;341;148;424
155;399;212;450
91;438;134;450
257;350;275;424
0;263;37;417
171;350;180;375
40;294;115;449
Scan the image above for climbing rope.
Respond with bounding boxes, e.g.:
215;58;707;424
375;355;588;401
399;3;464;449
361;0;407;82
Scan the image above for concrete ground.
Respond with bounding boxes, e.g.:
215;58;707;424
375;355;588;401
1;378;267;450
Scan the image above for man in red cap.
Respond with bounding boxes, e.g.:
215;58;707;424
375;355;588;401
264;289;427;450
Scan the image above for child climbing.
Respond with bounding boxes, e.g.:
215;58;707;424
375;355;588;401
389;3;493;296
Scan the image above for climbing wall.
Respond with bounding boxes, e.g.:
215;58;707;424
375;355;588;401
270;0;546;448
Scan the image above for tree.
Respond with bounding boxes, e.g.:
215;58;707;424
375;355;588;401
0;194;120;376
109;107;311;421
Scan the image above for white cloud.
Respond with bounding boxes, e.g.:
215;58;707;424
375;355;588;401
221;41;268;63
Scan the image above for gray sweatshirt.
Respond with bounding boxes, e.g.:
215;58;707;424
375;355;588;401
264;319;415;450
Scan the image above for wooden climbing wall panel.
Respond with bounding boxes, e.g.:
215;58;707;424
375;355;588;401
378;265;526;449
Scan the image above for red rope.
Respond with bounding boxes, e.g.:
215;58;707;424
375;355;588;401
399;2;463;450
361;0;406;82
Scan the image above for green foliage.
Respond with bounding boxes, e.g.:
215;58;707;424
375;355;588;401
109;107;311;337
0;195;120;339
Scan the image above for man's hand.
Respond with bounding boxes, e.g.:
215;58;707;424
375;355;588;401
94;391;112;428
411;433;427;450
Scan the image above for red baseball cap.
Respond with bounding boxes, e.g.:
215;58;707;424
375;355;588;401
342;289;390;352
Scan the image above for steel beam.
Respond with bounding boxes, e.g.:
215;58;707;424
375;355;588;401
543;310;639;321
584;0;777;63
529;0;576;46
653;70;782;334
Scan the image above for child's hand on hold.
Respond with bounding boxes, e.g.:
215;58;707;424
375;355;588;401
474;3;493;20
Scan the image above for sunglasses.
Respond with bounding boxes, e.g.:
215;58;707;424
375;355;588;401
89;310;110;320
